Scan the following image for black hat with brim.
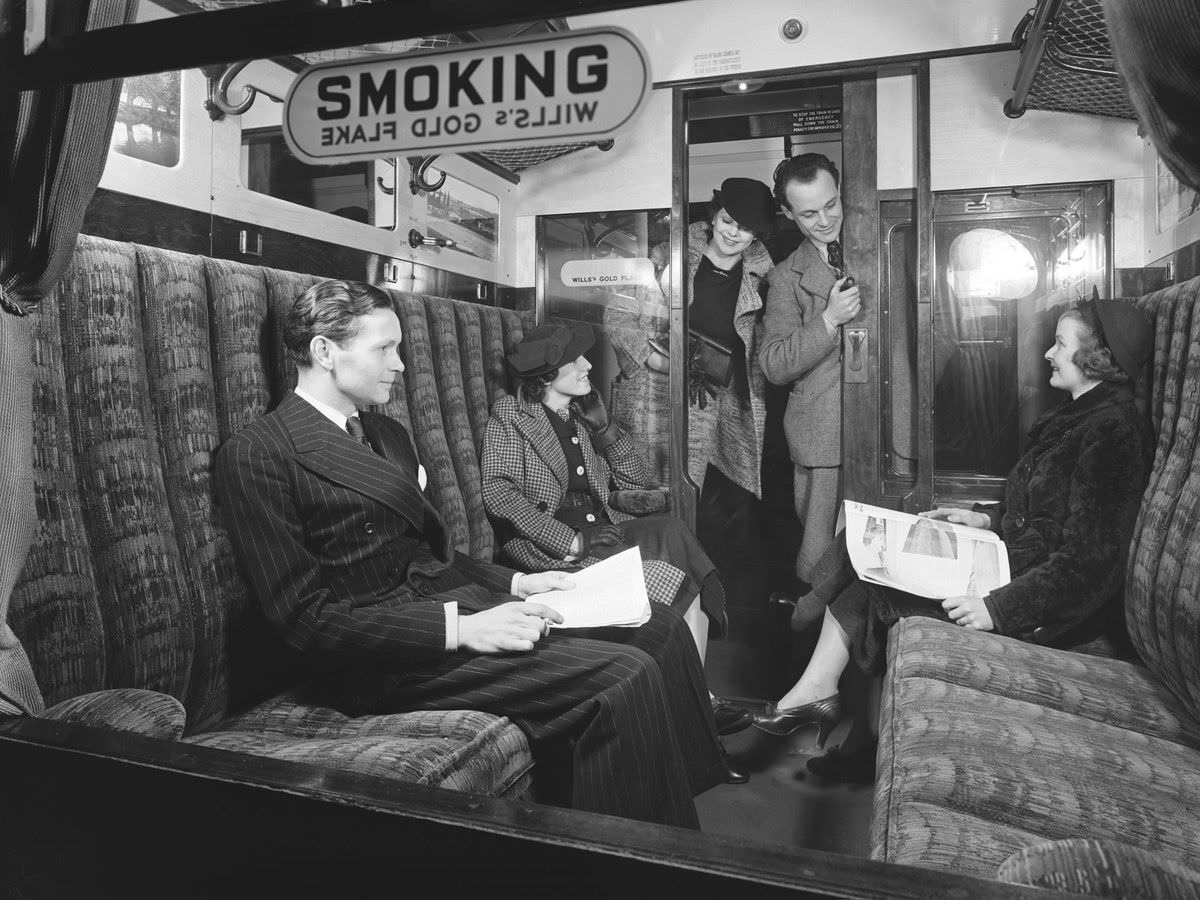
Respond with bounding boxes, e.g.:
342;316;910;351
713;177;775;235
506;323;595;379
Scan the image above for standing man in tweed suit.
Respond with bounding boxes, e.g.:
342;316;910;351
215;280;727;828
762;154;861;620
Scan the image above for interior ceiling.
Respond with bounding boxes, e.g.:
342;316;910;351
167;0;603;174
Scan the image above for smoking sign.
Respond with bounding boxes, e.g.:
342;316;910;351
283;27;650;163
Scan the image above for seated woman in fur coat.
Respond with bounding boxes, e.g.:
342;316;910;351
752;297;1156;781
481;322;751;744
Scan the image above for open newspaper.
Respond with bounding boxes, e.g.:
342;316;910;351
843;500;1010;600
527;546;652;629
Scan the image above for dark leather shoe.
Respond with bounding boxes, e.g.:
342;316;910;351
805;740;877;784
711;696;752;736
720;742;749;784
752;695;843;749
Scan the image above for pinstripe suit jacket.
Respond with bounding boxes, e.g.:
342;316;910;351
215;392;517;665
480;395;647;570
761;237;842;468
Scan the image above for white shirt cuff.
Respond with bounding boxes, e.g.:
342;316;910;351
510;572;524;597
822;311;839;338
444;601;458;651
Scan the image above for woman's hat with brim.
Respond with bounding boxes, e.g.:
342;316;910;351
713;177;775;235
506;322;594;379
1092;296;1153;380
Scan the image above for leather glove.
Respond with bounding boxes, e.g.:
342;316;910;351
571;390;622;450
575;524;623;556
570;390;611;432
687;338;717;409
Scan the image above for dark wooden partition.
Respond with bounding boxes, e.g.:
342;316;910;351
1;717;1054;899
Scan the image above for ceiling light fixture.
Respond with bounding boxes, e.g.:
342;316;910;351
720;77;765;95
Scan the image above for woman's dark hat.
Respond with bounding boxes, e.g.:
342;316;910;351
1092;295;1153;379
506;323;594;378
713;177;775;234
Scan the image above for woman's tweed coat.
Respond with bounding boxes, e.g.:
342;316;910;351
603;221;773;497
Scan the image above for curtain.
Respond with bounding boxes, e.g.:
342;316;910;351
0;0;138;715
1103;0;1200;192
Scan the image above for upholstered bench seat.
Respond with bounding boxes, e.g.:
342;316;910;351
873;618;1200;878
11;235;535;800
871;276;1200;891
185;696;533;796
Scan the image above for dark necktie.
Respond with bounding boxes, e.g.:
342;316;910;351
346;415;371;449
827;239;845;276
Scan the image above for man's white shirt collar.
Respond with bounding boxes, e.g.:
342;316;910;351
294;386;428;492
294;386;352;431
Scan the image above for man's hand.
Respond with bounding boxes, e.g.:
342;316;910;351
823;276;862;328
942;593;994;632
458;601;566;653
515;571;576;598
921;507;991;529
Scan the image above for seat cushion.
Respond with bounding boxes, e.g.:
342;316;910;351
184;691;533;798
873;618;1200;878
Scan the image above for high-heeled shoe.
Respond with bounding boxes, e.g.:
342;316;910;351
751;695;843;748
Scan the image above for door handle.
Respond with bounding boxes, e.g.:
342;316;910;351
845;327;868;383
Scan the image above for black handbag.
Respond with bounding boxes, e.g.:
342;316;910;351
687;328;735;388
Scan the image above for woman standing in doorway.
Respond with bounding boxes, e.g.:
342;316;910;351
605;178;776;591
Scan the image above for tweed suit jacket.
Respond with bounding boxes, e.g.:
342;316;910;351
480;395;647;570
761;237;843;468
215;392;516;665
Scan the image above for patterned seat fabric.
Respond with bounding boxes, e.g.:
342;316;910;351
872;275;1200;882
10;235;534;798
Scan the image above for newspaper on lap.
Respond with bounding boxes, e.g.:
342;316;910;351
527;546;652;628
843;500;1010;600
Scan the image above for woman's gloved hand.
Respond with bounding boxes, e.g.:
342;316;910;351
570;391;622;450
687;339;717;409
572;524;624;557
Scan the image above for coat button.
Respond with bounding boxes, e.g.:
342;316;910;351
571;436;580;444
365;522;376;534
1012;514;1026;529
586;513;596;523
537;501;549;512
576;465;585;475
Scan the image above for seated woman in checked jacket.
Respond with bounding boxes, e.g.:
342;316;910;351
481;322;751;743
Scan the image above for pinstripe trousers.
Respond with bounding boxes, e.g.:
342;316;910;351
336;601;726;829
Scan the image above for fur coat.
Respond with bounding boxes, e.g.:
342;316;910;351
980;380;1155;645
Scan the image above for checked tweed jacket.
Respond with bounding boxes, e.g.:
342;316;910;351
480;394;646;571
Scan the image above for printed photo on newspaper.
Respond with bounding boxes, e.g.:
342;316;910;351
843;500;1011;600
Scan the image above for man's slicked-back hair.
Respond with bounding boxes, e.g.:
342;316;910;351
283;280;393;368
773;153;840;211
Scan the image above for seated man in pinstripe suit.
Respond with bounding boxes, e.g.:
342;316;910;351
215;280;729;828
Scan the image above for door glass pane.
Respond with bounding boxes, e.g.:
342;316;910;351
932;183;1110;481
541;210;671;482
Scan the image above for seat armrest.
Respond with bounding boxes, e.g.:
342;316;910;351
609;489;670;516
998;838;1200;897
41;689;186;740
